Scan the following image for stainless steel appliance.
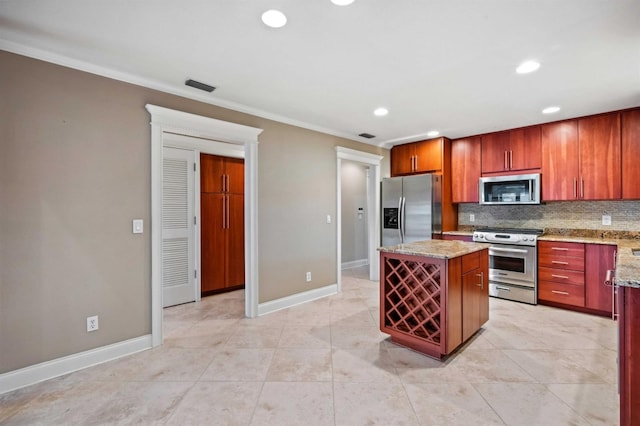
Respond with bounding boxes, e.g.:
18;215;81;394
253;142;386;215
473;227;543;304
381;174;442;246
479;173;541;205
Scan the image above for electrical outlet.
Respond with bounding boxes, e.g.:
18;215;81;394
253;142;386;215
326;215;332;224
602;215;612;226
87;315;99;332
305;272;312;282
469;214;475;222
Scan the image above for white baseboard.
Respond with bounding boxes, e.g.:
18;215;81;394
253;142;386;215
0;335;152;395
341;259;369;270
258;283;338;316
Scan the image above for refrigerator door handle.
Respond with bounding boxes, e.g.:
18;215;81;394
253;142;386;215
397;197;403;242
400;197;406;243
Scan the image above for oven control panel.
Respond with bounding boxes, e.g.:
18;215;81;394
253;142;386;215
473;232;539;246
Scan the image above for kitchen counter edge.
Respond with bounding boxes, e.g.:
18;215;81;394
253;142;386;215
378;240;490;259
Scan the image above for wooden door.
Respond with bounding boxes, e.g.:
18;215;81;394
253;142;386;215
200;193;226;292
509;126;541;171
226;194;245;287
585;244;616;314
622;109;640;199
541;120;579;201
578;113;621;200
451;137;481;203
225;157;244;194
414;139;442;173
481;131;510;173
200;154;224;193
390;143;415;176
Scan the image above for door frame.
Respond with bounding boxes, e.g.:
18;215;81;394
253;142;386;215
336;147;383;289
147;105;262;347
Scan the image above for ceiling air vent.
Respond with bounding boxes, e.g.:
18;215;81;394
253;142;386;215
185;79;216;93
359;133;376;139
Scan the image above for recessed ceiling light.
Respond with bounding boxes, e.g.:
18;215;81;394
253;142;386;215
373;107;388;117
427;130;440;137
542;106;561;114
331;0;355;5
261;10;287;28
516;60;540;74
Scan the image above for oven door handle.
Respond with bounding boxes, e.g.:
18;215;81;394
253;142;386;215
489;247;529;254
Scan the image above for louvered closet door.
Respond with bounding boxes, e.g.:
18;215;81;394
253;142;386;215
162;147;195;307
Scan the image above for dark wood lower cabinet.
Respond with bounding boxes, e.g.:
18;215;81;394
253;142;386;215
618;285;640;425
379;248;489;359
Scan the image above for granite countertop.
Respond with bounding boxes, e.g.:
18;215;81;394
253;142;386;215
378;239;490;259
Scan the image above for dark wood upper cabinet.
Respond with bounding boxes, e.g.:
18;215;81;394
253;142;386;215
509;126;541;171
541;120;580;201
481;131;510;173
451;136;481;203
622;108;640;200
578;112;621;200
391;138;443;176
481;126;541;174
390;143;416;176
541;113;620;201
414;139;443;173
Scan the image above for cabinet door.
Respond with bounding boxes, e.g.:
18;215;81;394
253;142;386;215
585;244;616;314
390;144;415;176
622;109;640;199
509;126;541;171
201;193;226;292
200;153;225;193
414;139;442;173
461;251;488;342
541;120;579;201
225;157;244;194
481;131;510;173
226;194;245;288
451;137;481;203
619;286;640;425
578;113;621;200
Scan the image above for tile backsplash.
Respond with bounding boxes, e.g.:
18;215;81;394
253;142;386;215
459;200;640;231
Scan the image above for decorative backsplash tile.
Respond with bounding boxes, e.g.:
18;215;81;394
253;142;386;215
458;200;640;232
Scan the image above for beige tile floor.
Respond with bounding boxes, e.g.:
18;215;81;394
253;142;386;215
0;266;619;425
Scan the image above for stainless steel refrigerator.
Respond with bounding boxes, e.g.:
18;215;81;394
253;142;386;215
381;174;442;246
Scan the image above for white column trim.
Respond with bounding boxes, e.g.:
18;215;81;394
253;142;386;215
146;104;263;348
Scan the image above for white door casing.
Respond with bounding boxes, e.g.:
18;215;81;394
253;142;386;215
335;147;383;289
147;104;262;347
162;147;196;307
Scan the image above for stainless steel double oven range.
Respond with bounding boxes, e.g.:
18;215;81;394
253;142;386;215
473;228;544;305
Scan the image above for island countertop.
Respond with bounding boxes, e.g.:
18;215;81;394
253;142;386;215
378;239;490;259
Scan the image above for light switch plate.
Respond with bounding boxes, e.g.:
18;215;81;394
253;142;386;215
326;215;332;224
602;215;612;226
133;219;144;234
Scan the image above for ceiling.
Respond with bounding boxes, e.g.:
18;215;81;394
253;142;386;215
1;1;639;147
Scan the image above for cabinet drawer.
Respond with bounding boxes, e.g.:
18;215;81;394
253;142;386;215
539;281;585;307
538;254;585;271
538;267;585;286
462;251;482;274
538;241;585;258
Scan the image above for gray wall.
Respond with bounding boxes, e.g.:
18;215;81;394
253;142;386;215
0;51;389;373
340;161;368;265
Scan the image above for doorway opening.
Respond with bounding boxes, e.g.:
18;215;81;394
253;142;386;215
335;147;383;291
147;104;262;347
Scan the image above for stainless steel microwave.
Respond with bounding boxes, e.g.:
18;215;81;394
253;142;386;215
479;173;541;205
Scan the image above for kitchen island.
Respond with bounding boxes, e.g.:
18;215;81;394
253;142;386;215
379;239;490;359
